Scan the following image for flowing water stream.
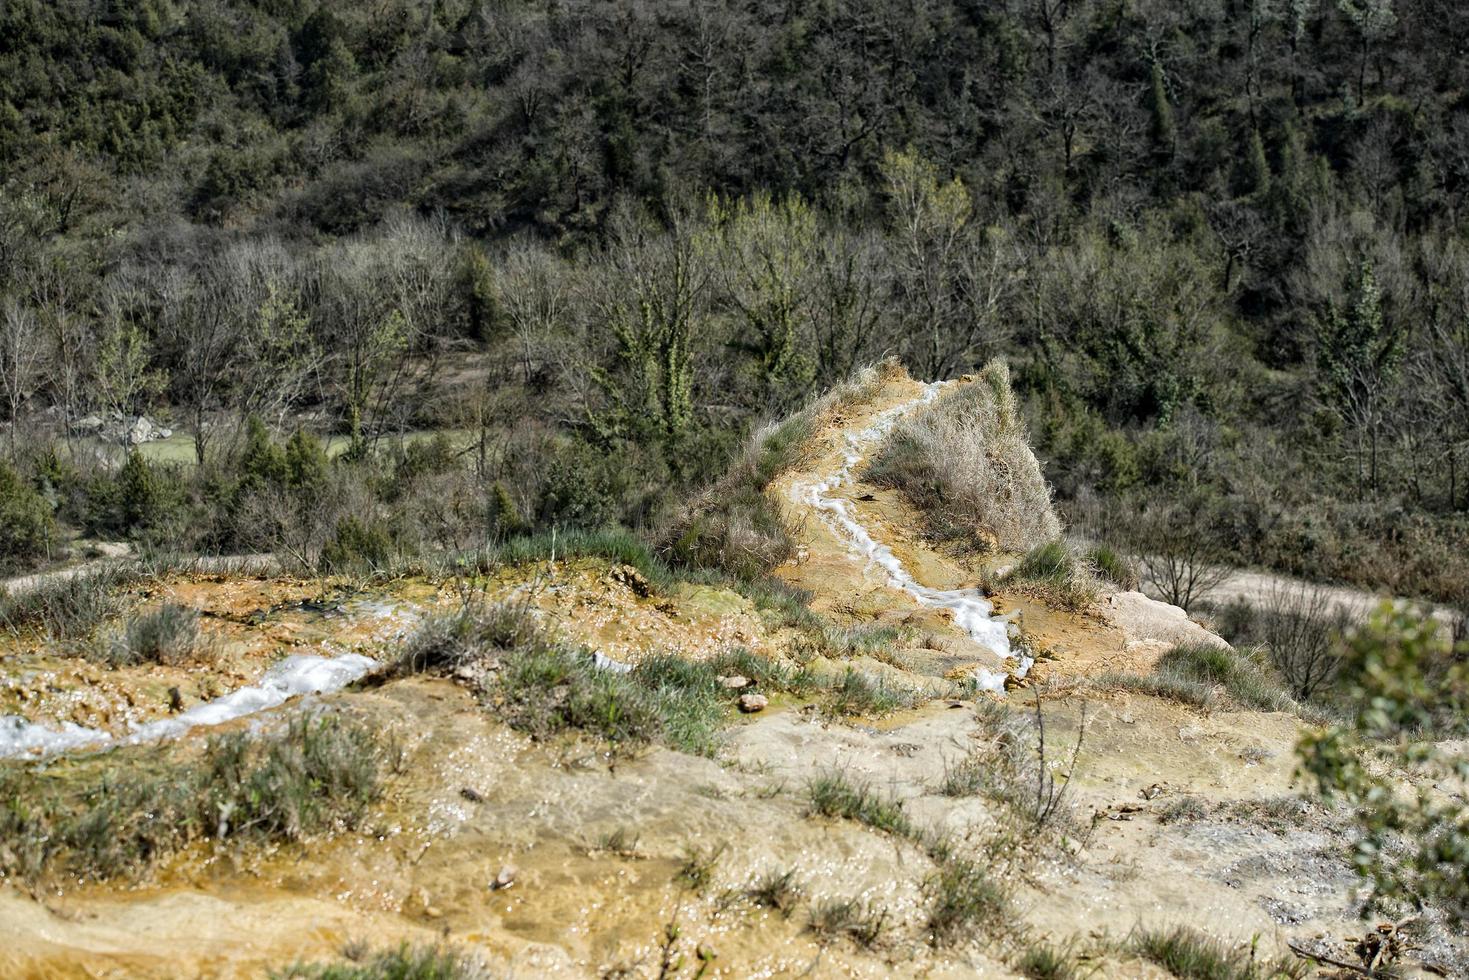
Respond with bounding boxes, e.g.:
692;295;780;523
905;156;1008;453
0;597;414;760
790;383;1027;694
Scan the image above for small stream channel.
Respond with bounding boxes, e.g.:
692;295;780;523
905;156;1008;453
789;383;1027;694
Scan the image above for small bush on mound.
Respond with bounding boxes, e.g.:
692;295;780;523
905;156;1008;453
866;359;1060;553
998;540;1096;610
1155;643;1295;712
1130;926;1307;980
271;943;491;980
103;601;204;666
0;714;385;884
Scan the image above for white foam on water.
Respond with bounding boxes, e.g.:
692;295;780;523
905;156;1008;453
790;382;1029;693
0;652;380;761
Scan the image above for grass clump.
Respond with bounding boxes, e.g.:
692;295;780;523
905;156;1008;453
394;598;538;674
806;771;911;836
746;867;804;917
925;857;1011;947
996;540;1096;610
807;898;889;948
865;359;1060;553
707;646;817;694
825;668;918;718
1154;643;1295;712
101;602;204;666
1086;544;1138;591
1096;643;1296;713
1130;926;1307;980
270;943;490;979
1093;669;1219;709
0;713;385;884
494;642;738;756
0;565;137;641
675;843;726;893
1015;938;1079;980
496;643;665;749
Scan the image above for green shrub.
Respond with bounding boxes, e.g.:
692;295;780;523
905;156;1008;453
104;601;203;666
321;515;395;574
285;430;331;494
0;460;54;569
115;451;171;532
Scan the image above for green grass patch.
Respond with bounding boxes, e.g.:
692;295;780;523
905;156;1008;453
1130;926;1307;980
925;857;1011;946
0;713;386;884
1086;544;1138;591
806;771;911;836
824;668;919;717
998;540;1096;610
1155;643;1295;712
1095;642;1297;713
270;943;490;979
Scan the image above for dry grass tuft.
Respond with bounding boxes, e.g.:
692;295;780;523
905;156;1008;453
865;359;1060;553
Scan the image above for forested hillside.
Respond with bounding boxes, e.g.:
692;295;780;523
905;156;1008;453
2;0;1468;605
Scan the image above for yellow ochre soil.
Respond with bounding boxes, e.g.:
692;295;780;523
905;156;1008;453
2;368;1461;978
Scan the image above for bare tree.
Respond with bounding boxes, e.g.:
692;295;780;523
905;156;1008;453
1259;581;1350;699
0;297;46;452
1129;497;1231;610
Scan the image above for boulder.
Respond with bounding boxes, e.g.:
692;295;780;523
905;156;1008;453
1100;591;1230;651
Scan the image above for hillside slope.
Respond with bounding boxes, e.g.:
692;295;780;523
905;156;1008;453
0;368;1462;978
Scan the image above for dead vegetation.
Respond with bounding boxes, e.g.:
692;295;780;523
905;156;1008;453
865;359;1060;553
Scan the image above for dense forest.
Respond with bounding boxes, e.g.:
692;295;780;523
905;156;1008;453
1;0;1468;607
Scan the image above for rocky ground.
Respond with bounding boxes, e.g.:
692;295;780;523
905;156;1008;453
1;370;1462;978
